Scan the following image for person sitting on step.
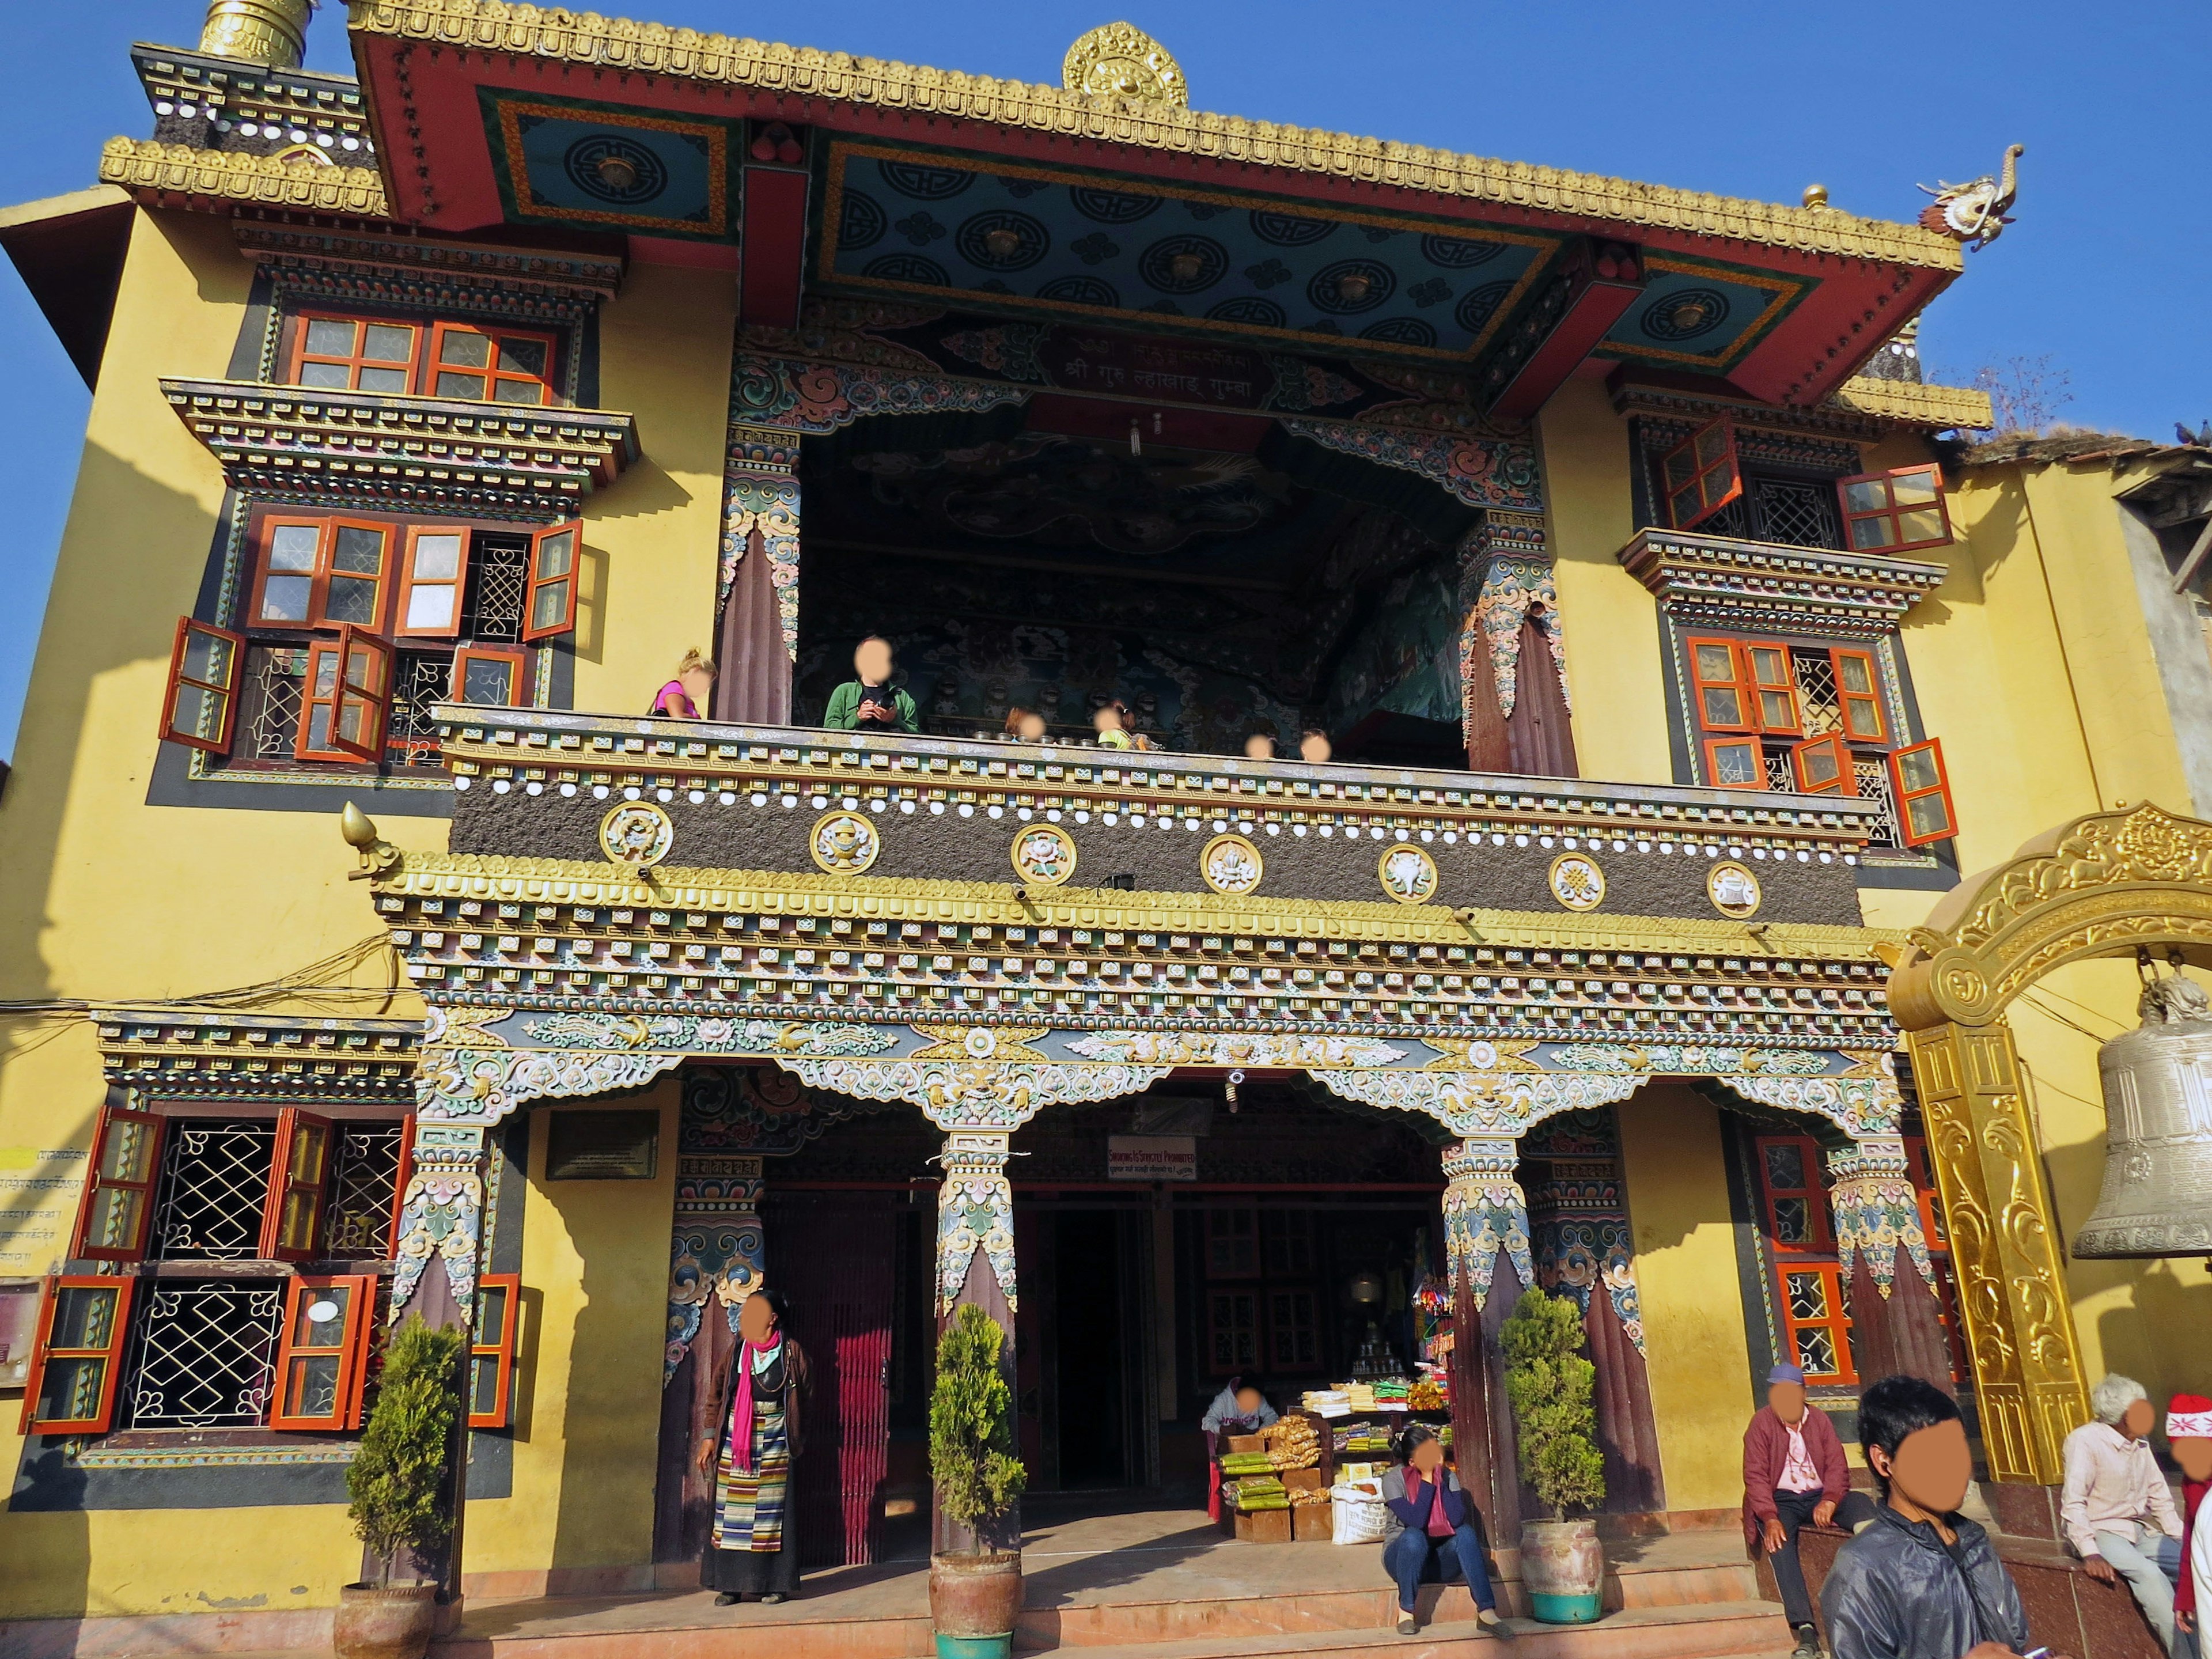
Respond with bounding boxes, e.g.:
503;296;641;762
1745;1361;1880;1659
1380;1422;1503;1638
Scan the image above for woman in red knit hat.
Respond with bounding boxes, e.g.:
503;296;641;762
2174;1393;2212;1643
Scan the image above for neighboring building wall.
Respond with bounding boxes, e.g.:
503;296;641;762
1617;1085;1754;1516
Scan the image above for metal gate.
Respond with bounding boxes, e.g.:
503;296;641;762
767;1194;896;1569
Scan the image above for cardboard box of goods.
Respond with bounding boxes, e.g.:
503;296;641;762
1226;1433;1264;1454
1293;1499;1335;1541
1234;1508;1293;1544
1282;1467;1327;1491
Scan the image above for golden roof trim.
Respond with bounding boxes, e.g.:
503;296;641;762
98;135;389;216
350;0;1960;268
374;848;1896;960
1827;376;1993;431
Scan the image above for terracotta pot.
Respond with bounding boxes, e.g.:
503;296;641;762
333;1582;440;1659
1518;1518;1603;1624
928;1550;1022;1654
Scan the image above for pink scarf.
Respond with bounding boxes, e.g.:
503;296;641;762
729;1334;783;1473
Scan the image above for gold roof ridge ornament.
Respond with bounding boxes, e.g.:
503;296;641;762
200;0;315;67
1918;143;2024;251
1063;22;1188;107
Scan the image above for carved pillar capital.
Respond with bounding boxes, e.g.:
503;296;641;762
1828;1133;1937;1301
1441;1135;1533;1312
936;1129;1017;1315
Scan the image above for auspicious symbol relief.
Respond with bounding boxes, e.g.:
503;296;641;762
600;801;674;867
1707;861;1762;919
1201;832;1264;896
1012;824;1078;886
810;810;881;873
1069;1031;1407;1067
1548;853;1605;911
1378;844;1440;906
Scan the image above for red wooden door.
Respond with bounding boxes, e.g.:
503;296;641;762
769;1195;896;1569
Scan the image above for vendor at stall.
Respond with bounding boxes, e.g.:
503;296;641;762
1203;1376;1279;1523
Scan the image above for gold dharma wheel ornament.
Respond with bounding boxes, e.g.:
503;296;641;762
1062;22;1190;108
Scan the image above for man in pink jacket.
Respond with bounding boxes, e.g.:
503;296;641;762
1746;1362;1880;1659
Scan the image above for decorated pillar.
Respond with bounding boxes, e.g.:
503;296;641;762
1441;1134;1533;1541
1903;1022;2089;1490
715;422;802;725
1457;510;1573;776
1828;1134;1953;1395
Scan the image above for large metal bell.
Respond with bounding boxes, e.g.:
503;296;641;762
2074;972;2212;1257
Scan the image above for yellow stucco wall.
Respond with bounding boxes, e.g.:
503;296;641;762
1618;1084;1755;1514
464;1090;680;1580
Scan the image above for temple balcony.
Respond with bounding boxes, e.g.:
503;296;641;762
381;704;1902;1056
159;377;639;520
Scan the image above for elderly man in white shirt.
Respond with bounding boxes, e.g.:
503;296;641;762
2063;1373;2184;1654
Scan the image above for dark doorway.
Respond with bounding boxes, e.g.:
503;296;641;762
1052;1210;1128;1488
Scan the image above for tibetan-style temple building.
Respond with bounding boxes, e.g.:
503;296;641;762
5;5;2212;1657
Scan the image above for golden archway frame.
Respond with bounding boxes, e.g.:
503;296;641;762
1887;804;2212;1483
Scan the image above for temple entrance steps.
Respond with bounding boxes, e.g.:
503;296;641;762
430;1510;1782;1659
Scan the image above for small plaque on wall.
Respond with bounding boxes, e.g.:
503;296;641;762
545;1110;660;1180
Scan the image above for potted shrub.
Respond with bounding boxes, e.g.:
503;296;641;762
927;1304;1028;1659
336;1317;465;1659
1501;1287;1607;1624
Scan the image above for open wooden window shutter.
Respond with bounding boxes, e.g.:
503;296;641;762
259;1107;334;1262
73;1103;165;1263
268;1273;377;1430
158;619;246;755
1659;419;1743;531
20;1277;137;1435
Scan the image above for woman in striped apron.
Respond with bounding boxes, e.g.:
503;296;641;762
696;1288;812;1604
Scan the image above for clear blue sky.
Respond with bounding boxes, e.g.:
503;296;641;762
1;1;2203;760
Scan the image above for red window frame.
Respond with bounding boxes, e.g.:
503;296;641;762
1687;637;1758;733
469;1272;522;1429
1775;1261;1858;1385
73;1104;166;1263
425;321;560;407
158;618;246;755
1838;464;1952;553
1830;649;1888;743
259;1108;335;1262
1888;738;1958;847
268;1273;378;1431
249;516;396;634
287;312;426;394
20;1276;137;1435
394;525;472;639
1206;1287;1262;1378
1743;642;1800;737
297;627;395;764
1703;735;1766;791
451;646;531;708
1790;734;1857;796
521;522;582;642
1660;418;1744;531
1754;1133;1835;1255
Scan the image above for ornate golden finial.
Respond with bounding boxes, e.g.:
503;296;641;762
1802;183;1830;210
341;800;401;881
199;0;313;68
1063;22;1189;107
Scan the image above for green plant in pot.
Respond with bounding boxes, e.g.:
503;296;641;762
1502;1286;1607;1624
337;1317;465;1659
927;1304;1028;1659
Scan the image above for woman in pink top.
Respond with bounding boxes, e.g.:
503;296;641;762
651;650;716;719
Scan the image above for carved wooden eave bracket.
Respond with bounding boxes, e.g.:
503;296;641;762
1888;801;2212;1030
1620;526;1949;642
160;377;640;520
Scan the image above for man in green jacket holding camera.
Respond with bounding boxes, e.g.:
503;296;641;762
823;636;918;733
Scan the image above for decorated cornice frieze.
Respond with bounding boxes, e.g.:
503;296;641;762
350;0;1960;271
99;136;389;218
1620;527;1948;641
160;378;639;518
234;224;624;323
94;1007;420;1103
132;44;374;160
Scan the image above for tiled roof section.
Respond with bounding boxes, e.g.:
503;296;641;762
1826;377;1993;432
351;0;1961;270
1956;429;2177;468
98;135;389;216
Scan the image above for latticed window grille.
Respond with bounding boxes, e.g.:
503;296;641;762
150;1121;275;1260
464;535;531;643
1855;756;1903;847
1748;478;1843;550
1762;748;1795;792
125;1279;283;1428
239;645;309;760
1791;650;1843;736
327;1123;405;1256
386;651;451;769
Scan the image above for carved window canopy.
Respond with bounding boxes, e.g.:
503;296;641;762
160;378;639;521
1620;527;1946;642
